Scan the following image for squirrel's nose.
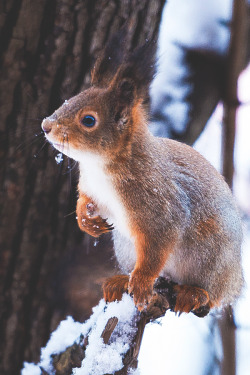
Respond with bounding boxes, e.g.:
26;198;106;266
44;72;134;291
41;117;54;134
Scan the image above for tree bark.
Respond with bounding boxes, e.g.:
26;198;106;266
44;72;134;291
222;0;247;187
0;1;165;374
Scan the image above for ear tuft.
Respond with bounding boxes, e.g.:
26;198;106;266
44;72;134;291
126;39;157;96
118;79;135;104
113;39;157;100
92;27;157;99
91;28;128;87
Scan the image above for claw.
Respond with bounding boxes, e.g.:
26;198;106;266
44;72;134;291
128;270;154;310
76;197;114;237
174;284;210;314
107;223;114;230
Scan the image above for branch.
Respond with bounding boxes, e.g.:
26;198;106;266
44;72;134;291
32;277;208;375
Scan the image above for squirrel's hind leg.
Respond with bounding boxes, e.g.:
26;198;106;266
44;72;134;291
174;284;211;316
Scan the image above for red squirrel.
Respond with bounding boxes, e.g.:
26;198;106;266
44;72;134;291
41;32;243;314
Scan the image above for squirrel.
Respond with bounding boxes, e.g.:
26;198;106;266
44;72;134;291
41;30;243;315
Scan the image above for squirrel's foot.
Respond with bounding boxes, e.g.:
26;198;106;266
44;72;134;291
76;199;114;237
128;270;154;311
173;284;210;316
103;273;154;311
103;275;129;302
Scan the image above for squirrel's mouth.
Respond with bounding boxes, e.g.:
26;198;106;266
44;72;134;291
50;141;73;159
52;142;62;148
44;135;65;153
52;142;67;153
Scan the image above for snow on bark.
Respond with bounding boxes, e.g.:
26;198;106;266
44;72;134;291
21;295;138;375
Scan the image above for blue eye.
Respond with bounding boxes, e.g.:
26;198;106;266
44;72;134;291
81;115;96;127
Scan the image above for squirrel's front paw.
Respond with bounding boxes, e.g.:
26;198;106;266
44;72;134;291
128;270;154;311
77;215;114;237
76;199;114;237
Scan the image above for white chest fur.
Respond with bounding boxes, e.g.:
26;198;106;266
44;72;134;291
78;152;131;238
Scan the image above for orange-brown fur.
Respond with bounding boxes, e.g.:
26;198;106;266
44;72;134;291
42;32;243;314
103;275;129;302
196;217;220;239
76;193;114;237
173;285;210;313
127;228;174;307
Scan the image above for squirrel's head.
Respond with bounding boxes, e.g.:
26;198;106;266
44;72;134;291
42;30;156;162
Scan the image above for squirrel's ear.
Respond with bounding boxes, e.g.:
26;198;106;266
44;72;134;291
91;28;128;87
114;39;157;100
117;79;135;105
92;27;156;97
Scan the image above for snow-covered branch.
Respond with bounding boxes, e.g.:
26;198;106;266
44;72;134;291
22;277;209;375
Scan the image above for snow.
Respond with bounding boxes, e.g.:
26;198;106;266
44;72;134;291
21;295;137;375
55;152;63;164
233;69;250;215
22;362;41;375
73;294;137;375
159;0;232;55
93;238;99;247
193;104;222;171
21;316;84;375
149;0;233;138
128;369;141;375
139;312;222;375
40;317;83;372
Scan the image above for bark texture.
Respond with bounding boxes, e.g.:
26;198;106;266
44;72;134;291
0;1;165;374
222;0;247;187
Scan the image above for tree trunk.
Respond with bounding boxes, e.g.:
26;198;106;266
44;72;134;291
0;1;165;374
220;1;247;375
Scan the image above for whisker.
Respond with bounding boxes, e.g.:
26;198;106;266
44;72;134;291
67;158;72;192
62;159;78;175
15;138;47;169
27;117;44;122
65;134;72;194
15;125;43;137
15;132;44;151
63;132;68;154
70;160;78;171
52;146;60;155
33;139;48;159
64;210;76;218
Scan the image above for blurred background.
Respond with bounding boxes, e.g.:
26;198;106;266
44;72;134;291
0;0;249;374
